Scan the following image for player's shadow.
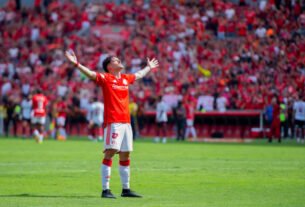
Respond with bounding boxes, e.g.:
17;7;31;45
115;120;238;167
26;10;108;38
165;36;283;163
0;193;96;199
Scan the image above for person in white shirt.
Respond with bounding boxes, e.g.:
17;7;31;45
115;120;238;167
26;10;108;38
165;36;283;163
197;92;214;111
255;25;266;38
88;97;104;141
155;96;169;143
293;95;305;143
31;25;40;42
216;95;228;112
21;95;32;138
225;7;235;19
1;77;12;97
22;83;31;96
57;80;68;97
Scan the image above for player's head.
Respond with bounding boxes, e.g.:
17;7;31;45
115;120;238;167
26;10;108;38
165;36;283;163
103;56;124;73
93;96;98;102
102;56;113;72
23;94;28;99
158;95;163;102
271;96;278;105
35;88;42;94
298;92;304;101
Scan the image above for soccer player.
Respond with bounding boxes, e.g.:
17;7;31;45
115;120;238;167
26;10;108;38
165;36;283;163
196;91;214;111
173;100;186;141
216;93;228;112
31;89;48;143
21;95;32;138
65;49;159;198
293;94;305;143
184;100;197;140
55;97;68;140
88;97;104;141
269;97;281;143
155;95;168;143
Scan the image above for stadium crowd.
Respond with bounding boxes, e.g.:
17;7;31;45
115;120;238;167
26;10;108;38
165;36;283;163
0;0;305;140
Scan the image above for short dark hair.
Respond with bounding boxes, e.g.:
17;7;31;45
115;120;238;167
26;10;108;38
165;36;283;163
35;88;42;94
102;56;114;73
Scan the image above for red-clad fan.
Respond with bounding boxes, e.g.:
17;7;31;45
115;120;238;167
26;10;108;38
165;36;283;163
31;88;48;143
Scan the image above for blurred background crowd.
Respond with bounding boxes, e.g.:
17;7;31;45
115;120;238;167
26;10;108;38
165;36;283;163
0;0;305;138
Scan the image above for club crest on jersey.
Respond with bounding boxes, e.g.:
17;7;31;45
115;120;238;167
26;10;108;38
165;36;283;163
123;79;128;85
112;133;118;139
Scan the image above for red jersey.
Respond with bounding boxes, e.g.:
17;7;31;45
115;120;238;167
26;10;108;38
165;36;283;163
95;73;136;124
32;94;48;117
272;104;280;122
185;104;195;120
57;101;67;117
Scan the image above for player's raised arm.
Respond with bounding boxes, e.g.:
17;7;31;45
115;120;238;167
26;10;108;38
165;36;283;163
65;50;96;80
135;58;159;80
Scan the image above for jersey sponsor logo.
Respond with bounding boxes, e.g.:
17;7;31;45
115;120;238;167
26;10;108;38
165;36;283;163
112;133;118;139
112;84;128;90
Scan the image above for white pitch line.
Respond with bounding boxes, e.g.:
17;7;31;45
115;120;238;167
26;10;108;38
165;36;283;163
0;161;91;166
132;168;201;172
0;169;87;175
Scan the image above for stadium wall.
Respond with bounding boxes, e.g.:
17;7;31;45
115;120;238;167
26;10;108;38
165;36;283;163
8;110;264;139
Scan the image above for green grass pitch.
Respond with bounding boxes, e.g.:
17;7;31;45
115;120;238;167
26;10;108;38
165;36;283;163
0;137;305;207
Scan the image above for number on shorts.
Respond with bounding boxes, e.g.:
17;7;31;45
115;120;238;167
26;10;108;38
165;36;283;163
112;133;118;139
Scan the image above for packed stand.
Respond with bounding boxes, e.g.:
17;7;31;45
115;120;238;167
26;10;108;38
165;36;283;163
0;0;305;138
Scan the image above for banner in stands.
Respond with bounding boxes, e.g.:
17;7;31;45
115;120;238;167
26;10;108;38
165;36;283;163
91;26;129;42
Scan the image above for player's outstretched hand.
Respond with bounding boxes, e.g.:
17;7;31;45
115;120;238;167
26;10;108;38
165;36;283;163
147;58;159;70
65;49;78;65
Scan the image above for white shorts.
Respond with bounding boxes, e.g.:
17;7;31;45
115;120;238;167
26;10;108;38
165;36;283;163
156;118;167;123
92;119;103;126
104;123;133;152
56;117;66;126
31;116;46;125
186;119;194;127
